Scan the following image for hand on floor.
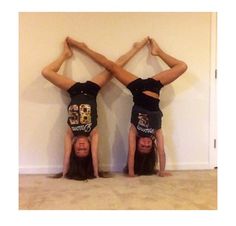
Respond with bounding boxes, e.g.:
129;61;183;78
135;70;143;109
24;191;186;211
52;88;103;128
158;171;172;177
128;172;136;177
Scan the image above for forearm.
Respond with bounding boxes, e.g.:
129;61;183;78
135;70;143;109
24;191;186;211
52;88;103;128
92;154;99;178
63;130;73;177
128;152;135;176
63;155;70;177
128;125;136;176
158;151;166;173
91;131;99;177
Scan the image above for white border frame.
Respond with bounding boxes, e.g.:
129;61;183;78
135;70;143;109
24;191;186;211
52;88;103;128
209;12;217;168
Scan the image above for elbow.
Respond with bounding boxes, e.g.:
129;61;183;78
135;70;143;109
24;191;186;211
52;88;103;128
105;60;118;73
91;127;98;136
180;62;188;74
92;130;99;140
90;128;99;141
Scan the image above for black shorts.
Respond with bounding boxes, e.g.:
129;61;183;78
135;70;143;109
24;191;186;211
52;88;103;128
127;78;163;111
67;81;101;98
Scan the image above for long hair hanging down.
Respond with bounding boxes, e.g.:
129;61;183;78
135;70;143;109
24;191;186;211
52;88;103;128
65;144;95;181
134;137;157;175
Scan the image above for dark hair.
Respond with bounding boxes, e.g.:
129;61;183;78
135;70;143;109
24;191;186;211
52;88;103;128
134;137;157;175
65;143;95;181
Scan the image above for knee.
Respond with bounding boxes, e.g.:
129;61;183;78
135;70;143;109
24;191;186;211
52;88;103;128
105;60;119;73
91;127;99;138
41;67;50;78
180;62;188;74
110;63;120;73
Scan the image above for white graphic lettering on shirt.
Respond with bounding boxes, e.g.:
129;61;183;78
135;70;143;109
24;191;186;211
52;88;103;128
68;104;93;134
137;124;154;134
138;113;149;128
71;123;92;133
137;113;154;134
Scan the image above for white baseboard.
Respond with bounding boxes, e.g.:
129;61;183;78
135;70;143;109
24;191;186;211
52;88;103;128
19;162;213;174
104;162;212;172
19;165;63;174
166;162;212;170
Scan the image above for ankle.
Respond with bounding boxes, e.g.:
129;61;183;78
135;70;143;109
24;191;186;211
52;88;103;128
62;52;71;59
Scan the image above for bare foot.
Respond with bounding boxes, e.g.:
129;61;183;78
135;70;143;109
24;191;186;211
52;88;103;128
149;38;162;56
133;37;149;49
66;37;87;49
63;40;73;58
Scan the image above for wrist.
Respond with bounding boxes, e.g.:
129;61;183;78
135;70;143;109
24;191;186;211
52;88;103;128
128;170;135;175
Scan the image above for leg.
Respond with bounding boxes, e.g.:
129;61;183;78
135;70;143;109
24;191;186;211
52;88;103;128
90;38;150;87
148;38;188;85
41;40;76;90
155;129;172;177
67;37;148;86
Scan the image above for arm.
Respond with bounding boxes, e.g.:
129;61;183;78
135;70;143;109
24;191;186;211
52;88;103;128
155;129;172;177
63;127;74;177
90;128;99;178
128;124;137;177
149;38;188;85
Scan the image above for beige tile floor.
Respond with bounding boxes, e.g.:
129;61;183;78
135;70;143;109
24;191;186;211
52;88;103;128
19;170;217;210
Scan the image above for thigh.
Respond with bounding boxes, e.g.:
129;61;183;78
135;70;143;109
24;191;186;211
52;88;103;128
44;71;76;91
90;70;111;88
151;68;184;85
109;63;138;86
90;65;138;88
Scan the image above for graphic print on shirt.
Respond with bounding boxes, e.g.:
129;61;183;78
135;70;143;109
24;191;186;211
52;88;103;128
68;104;92;133
68;104;79;125
138;113;149;128
79;104;91;124
137;112;154;135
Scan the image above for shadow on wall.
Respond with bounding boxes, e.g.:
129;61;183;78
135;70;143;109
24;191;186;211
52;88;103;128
98;80;133;171
72;50;104;79
46;101;68;171
160;72;200;169
146;51;200;169
21;58;73;105
21;75;70;105
21;61;74;172
46;61;74;171
111;92;133;171
145;50;178;168
160;86;177;168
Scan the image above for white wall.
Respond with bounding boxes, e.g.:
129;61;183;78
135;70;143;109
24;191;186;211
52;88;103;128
19;12;216;173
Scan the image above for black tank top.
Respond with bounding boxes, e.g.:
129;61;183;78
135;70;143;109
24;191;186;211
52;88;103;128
131;105;163;138
127;78;164;137
67;94;98;137
67;81;100;137
127;78;163;111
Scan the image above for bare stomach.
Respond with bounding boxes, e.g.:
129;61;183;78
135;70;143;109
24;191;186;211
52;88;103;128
142;90;159;99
